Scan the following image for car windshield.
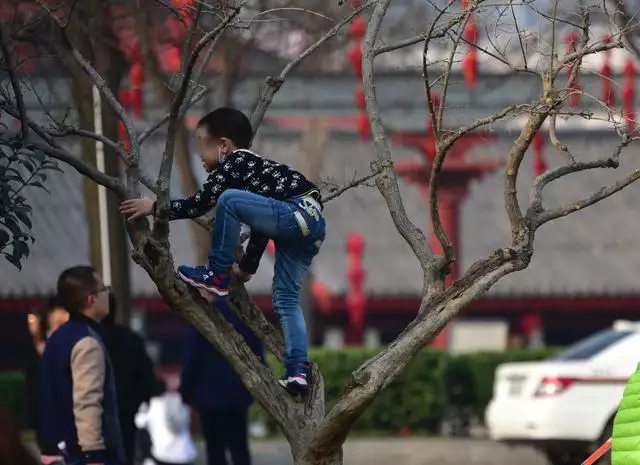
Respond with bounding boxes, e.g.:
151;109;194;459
551;329;633;361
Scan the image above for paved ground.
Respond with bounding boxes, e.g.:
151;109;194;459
212;438;549;465
26;437;550;465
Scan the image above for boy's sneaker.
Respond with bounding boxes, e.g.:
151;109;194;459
278;362;311;397
177;265;230;296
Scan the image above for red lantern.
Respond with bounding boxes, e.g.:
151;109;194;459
463;21;478;44
118;88;132;109
118;121;130;151
623;59;636;134
348;44;363;80
346;233;366;339
565;32;581;108
462;49;478;87
601;34;615;107
462;21;478;88
350;0;364;6
130;62;144;119
532;131;547;177
354;88;366;110
349;17;367;40
356;113;370;141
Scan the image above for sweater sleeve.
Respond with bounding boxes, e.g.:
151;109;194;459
70;337;106;454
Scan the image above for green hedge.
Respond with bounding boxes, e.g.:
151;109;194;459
0;348;560;435
0;371;26;426
254;347;560;435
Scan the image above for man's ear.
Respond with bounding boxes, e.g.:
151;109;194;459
86;293;96;309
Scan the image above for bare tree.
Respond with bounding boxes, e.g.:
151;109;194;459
2;1;639;464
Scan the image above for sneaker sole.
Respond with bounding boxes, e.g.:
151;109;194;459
178;271;229;296
279;378;309;398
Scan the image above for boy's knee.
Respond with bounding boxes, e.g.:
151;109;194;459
218;189;240;209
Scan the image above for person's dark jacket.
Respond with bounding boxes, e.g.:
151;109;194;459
38;315;124;464
179;301;264;411
102;308;161;465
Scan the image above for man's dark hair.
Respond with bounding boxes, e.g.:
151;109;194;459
56;266;99;315
197;107;253;149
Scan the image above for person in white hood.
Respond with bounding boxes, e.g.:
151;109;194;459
135;391;198;465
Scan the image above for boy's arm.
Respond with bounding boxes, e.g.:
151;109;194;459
157;170;231;221
238;232;269;274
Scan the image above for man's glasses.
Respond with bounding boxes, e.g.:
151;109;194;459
93;285;112;295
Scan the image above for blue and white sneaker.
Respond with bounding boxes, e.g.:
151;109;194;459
279;362;311;397
177;265;231;296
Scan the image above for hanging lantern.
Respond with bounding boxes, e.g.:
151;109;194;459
462;49;478;87
532;131;547;177
349;17;367;40
623;59;636;134
601;34;615;107
462;21;478;88
118;88;132;109
565;32;581;108
346;232;367;341
356;113;370;141
348;43;363;80
463;20;478;44
130;62;144;119
354;88;366;110
118;121;130;151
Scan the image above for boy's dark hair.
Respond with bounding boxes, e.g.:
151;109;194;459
197;107;253;149
56;266;99;315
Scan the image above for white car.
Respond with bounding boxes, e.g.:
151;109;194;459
485;320;640;465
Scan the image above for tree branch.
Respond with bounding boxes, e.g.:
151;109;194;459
606;0;640;60
30;140;126;197
426;4;471;270
320;168;381;204
0;27;28;140
249;1;371;135
528;137;640;228
34;0;143;196
373;7;470;56
155;9;239;184
153;7;240;241
361;0;435;274
308;245;523;460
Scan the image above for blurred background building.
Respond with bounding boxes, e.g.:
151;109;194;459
1;0;640;376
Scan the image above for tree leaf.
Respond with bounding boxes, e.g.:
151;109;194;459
4;252;22;270
3;216;22;237
30;181;49;193
31;150;45;164
0;229;9;249
14;210;32;229
13;239;29;260
21;158;35;173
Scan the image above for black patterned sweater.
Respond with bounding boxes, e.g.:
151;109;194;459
167;149;321;274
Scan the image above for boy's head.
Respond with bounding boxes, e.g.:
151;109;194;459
57;266;110;322
196;107;253;172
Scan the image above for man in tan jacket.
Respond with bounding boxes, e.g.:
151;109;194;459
38;266;124;465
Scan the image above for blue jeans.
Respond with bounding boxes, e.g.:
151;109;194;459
211;189;326;371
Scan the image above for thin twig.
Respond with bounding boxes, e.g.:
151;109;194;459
321;169;381;204
0;27;28;140
249;1;372;134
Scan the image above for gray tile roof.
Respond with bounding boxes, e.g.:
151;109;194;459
2;122;640;299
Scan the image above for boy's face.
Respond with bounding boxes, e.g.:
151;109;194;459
196;126;234;172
